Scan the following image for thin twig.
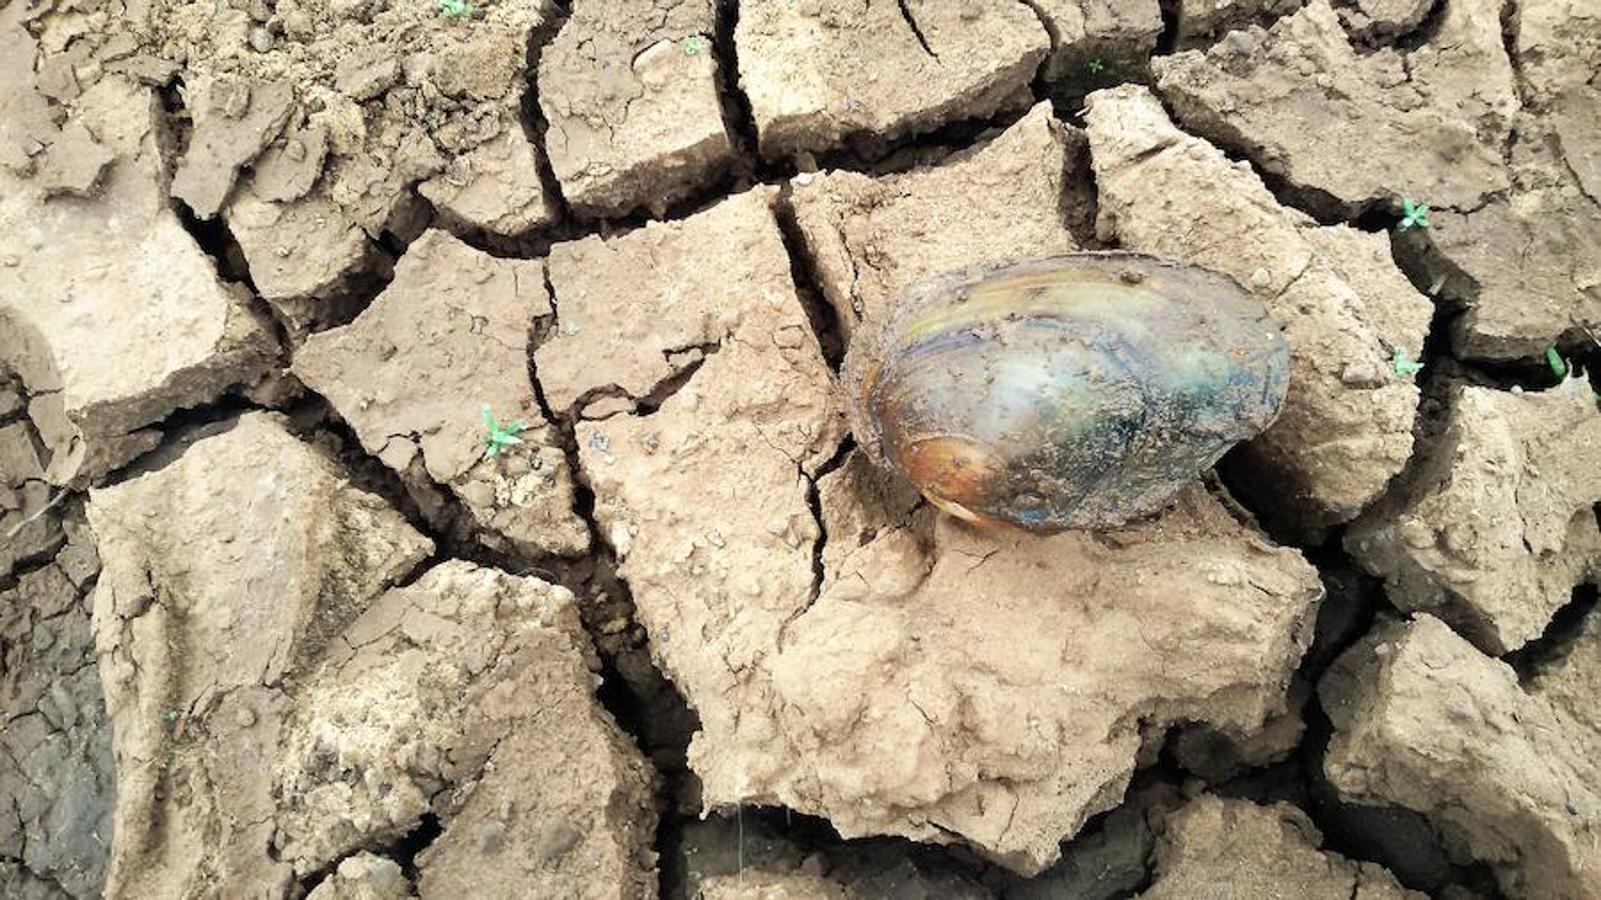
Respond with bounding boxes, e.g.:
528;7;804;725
3;488;68;542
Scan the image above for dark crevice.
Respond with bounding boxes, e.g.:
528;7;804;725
895;0;939;60
773;188;846;368
799;437;856;619
1387;0;1452;54
529;275;701;899
1504;584;1599;684
712;0;762;169
171;201;256;289
391;813;443;879
663;804;1005;899
1500;0;1529;103
92;394;263;489
1156;0;1182;56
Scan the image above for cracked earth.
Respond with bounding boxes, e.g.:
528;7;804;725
2;0;1600;897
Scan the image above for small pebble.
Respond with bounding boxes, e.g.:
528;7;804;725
248;25;275;52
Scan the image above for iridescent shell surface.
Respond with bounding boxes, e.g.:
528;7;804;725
842;253;1291;531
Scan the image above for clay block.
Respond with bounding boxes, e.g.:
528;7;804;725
1321;615;1601;899
538;0;736;217
1144;796;1420;898
1348;379;1601;655
295;230;589;558
0;77;276;484
736;0;1049;159
1154;0;1517;213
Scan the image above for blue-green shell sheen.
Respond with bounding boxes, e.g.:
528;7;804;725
842;253;1291;531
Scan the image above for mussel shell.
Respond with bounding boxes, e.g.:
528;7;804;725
843;253;1291;531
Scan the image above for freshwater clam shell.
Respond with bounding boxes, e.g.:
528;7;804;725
843;253;1291;531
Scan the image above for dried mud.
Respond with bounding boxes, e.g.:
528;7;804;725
2;0;1599;897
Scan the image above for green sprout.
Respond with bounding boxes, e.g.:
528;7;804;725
437;0;473;18
1392;346;1424;378
682;36;705;56
1546;346;1569;379
481;405;528;459
1086;58;1107;76
1397;198;1430;231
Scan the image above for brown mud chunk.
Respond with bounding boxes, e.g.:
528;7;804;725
0;511;112;899
1321;615;1601;899
251;123;330;204
1084;85;1433;536
89;415;656;895
0;410;64;578
787;102;1082;341
1515;0;1601;203
1171;678;1311;782
535;188;821;420
305;853;413;899
1143;795;1420;898
412;570;661;897
227;183;388;334
538;0;736;218
88;413;433;896
295;230;590;558
1411;124;1601;360
1154;0;1518;214
0;76;276;485
419;127;557;238
1170;0;1306;48
1347;379;1601;655
280;561;659;890
170;76;296;219
1408;0;1601;360
736;0;1049;160
1531;609;1601;734
0;12;64;177
786;461;1319;872
1338;0;1435;41
1029;0;1164;80
34;121;113;198
141;0;559;239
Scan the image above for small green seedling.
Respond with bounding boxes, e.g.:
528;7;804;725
1397;198;1430;231
481;405;528;459
437;0;473;18
682;36;705;56
1087;58;1107;76
1392;346;1424;378
1546;346;1569;379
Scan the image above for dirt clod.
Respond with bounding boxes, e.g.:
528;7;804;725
538;0;737;219
1143;795;1421;897
294;230;590;559
1154;0;1518;215
1347;378;1601;656
736;0;1049;160
1321;614;1601;899
0;71;277;485
87;414;654;896
787;102;1082;341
